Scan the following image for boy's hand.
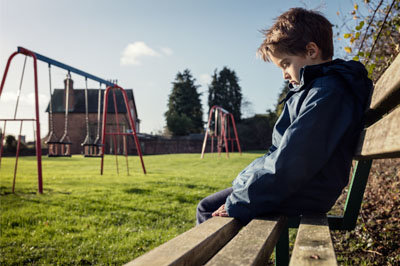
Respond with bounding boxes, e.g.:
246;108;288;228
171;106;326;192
212;204;229;217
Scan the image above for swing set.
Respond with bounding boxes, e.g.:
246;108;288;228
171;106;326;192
0;47;146;194
200;105;242;158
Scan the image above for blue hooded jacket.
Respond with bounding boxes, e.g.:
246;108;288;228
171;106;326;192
225;59;372;224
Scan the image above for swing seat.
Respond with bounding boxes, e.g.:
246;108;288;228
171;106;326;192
49;140;72;157
46;141;61;157
47;131;72;158
82;143;103;158
47;141;72;157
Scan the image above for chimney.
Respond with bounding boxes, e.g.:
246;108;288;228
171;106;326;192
63;75;74;111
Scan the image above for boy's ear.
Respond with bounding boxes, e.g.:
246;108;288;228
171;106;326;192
305;42;320;59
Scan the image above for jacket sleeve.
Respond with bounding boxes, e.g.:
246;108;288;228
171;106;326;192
225;83;355;223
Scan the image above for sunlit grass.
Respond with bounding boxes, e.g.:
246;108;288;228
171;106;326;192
0;152;263;265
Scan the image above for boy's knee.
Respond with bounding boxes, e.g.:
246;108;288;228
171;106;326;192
196;198;207;214
196;199;208;225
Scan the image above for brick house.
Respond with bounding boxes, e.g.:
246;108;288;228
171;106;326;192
44;76;140;155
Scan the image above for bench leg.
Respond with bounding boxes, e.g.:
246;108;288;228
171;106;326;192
275;225;289;266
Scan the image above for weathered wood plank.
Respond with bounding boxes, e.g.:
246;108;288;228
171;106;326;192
206;216;287;266
369;53;400;110
125;217;242;266
356;105;400;159
290;215;337;266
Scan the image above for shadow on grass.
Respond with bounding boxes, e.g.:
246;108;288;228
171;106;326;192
243;150;266;154
0;186;38;196
0;187;60;196
146;181;217;191
123;188;151;194
175;195;203;204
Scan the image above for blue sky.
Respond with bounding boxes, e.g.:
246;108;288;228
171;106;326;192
0;0;355;140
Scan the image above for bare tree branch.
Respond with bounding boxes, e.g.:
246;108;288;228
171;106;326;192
357;0;385;55
366;0;397;65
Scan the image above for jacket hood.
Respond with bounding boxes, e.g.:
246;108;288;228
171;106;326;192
286;59;373;109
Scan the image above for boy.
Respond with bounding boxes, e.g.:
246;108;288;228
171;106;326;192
196;8;372;225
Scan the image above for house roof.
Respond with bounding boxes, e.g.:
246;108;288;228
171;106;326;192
46;88;138;115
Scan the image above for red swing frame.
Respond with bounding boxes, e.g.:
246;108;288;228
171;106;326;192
201;105;242;158
0;47;43;193
100;85;146;175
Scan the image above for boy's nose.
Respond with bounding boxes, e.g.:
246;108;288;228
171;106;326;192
283;72;290;80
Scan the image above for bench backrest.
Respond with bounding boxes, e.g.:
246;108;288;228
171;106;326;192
334;54;400;230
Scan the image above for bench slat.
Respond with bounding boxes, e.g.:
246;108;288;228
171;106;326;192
356;105;400;159
290;215;337;266
206;216;287;266
369;53;400;111
125;217;242;266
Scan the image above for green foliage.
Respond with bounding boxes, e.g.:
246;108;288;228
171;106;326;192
236;115;273;150
4;135;26;153
165;69;203;136
340;0;400;82
274;81;290;119
236;81;289;151
262;80;290;129
234;81;289;151
5;135;17;152
265;109;278;130
208;67;243;122
0;153;263;265
165;112;193;136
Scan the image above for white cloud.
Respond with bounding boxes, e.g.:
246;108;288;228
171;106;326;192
25;93;49;106
120;42;160;66
120;42;173;66
0;91;17;102
160;47;173;56
0;92;48;106
0;92;49;119
199;73;212;86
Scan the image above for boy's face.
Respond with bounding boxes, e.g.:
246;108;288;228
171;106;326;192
268;42;327;86
268;50;314;86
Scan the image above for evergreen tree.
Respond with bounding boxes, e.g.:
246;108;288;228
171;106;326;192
264;81;290;128
208;67;242;122
274;81;290;118
5;135;17;153
165;69;203;136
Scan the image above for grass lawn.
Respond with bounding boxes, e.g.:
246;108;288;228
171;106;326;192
0;152;264;265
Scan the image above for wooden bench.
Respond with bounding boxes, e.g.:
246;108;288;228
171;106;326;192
126;54;400;266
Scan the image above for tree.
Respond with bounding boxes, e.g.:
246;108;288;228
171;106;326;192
274;81;290;118
165;69;203;136
241;97;255;119
5;135;17;152
236;114;274;150
208;67;243;122
264;80;290;128
339;0;400;82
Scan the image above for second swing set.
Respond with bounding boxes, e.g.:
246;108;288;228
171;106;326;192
201;105;242;158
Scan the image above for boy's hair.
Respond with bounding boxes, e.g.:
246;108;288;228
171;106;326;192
258;8;333;62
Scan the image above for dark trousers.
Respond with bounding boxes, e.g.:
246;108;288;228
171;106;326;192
196;187;233;225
